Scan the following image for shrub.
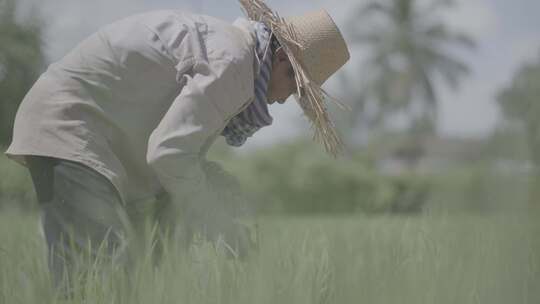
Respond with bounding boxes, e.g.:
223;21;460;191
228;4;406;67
217;141;430;215
0;153;35;210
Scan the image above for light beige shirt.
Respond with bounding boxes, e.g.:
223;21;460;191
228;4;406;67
6;10;258;205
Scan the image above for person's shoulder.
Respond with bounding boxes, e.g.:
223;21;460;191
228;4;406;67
112;11;254;62
100;10;208;35
199;16;255;64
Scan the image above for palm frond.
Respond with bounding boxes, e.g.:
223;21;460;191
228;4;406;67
423;0;456;14
422;24;476;50
357;2;394;18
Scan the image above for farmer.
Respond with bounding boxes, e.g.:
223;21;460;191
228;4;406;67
5;0;349;286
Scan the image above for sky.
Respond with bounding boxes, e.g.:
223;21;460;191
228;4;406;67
18;0;540;149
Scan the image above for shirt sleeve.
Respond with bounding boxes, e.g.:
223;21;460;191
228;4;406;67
146;57;252;216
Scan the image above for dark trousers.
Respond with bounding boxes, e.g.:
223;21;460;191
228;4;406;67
27;156;254;291
27;156;133;289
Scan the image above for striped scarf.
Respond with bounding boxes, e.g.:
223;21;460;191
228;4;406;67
221;21;274;147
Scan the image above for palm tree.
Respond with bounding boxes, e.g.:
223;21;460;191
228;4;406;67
345;0;475;137
0;0;45;146
497;51;540;207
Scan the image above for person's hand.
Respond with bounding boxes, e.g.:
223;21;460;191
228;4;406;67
201;160;258;259
202;160;247;218
216;221;258;260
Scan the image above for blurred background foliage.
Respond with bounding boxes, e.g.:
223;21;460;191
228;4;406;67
0;0;538;216
0;0;45;146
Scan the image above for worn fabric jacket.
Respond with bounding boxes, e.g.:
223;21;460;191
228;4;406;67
6;10;258;205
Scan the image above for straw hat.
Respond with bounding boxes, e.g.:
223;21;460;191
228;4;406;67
239;0;350;156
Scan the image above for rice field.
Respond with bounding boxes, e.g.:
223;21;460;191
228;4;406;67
0;210;538;304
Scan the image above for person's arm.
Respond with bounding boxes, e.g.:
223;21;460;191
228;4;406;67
146;57;253;235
